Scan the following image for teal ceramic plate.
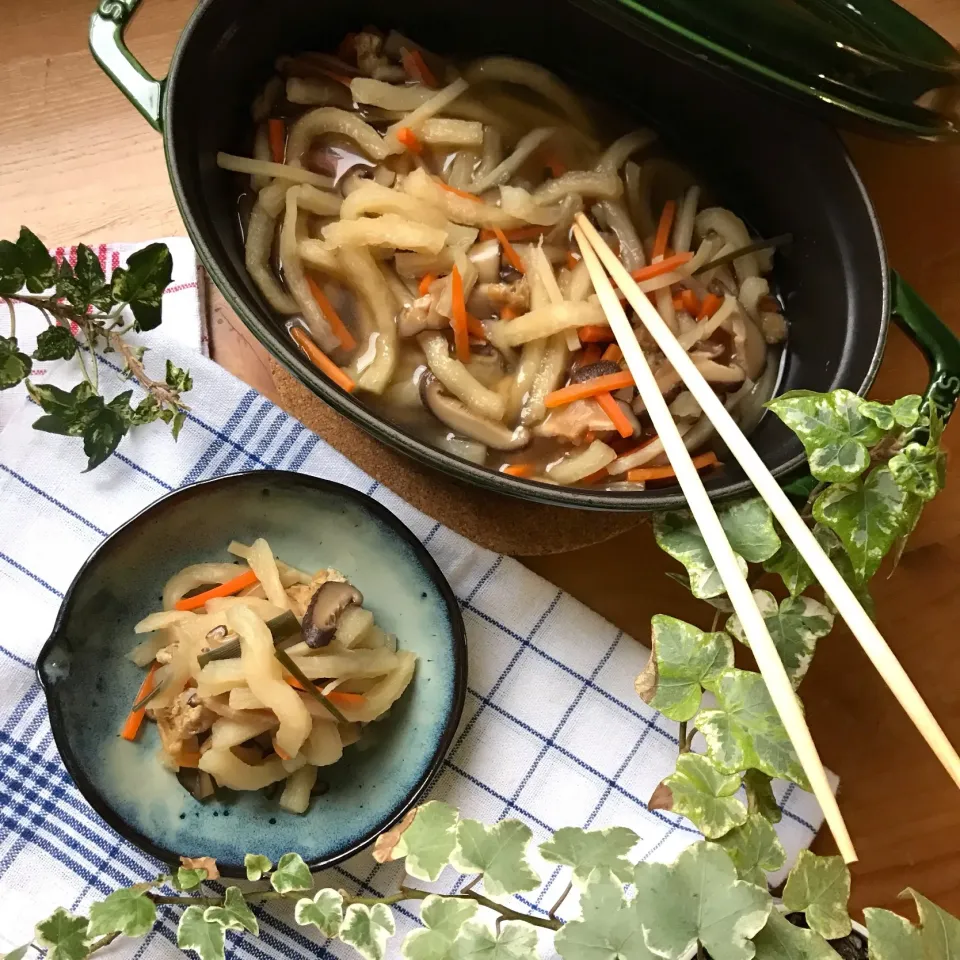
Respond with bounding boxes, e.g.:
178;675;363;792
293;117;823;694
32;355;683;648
36;471;466;876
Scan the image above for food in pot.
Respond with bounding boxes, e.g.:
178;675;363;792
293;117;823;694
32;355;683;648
222;29;788;490
121;538;414;814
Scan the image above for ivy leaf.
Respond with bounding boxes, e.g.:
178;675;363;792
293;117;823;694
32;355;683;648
170;409;187;440
814;526;875;621
83;406;127;471
654;512;747;599
340;904;396;960
244;854;272;882
402;897;478;960
35;908;90;960
889;442;946;502
539;825;639;885
715;814;785;885
782;850;852;940
16;228;56;294
726;590;834;688
111;243;173;332
451;921;539;960
634;615;734;722
295;889;344;938
0;239;25;294
650;753;747;839
865;888;960;960
752;911;836;960
554;868;654;960
204;887;259;936
33;326;78;361
719;498;782;563
814;466;920;581
86;888;156;939
373;802;459;882
73;245;109;308
1;945;30;960
892;395;924;428
766;389;885;482
695;668;810;789
633;842;772;960
762;542;815;598
451;819;540;897
175;868;208;891
269;852;312;894
0;336;32;390
859;400;895;431
743;771;781;824
165;360;193;394
177;906;225;960
27;380;98;433
907;888;960;957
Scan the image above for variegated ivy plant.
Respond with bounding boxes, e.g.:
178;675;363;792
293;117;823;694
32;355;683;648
6;388;957;960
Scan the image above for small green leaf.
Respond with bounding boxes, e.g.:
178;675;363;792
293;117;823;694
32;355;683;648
814;526;875;620
295;889;343;938
87;888;156;939
0;336;32;390
33;325;78;361
111;243;173;332
651;753;747;839
782;850;852;939
906;888;960;957
204;887;259;936
373;801;459;882
859;400;895;432
814;466;920;581
889;442;946;502
539;825;639;885
270;852;312;894
726;590;834;688
695;668;810;789
634;615;734;722
451;921;539;960
171;410;187;440
743;771;781;824
554;869;654;960
451;819;540;897
1;945;30;960
16;228;56;294
35;909;89;960
654;512;747;599
244;854;272;881
891;395;924;429
83;407;128;471
175;868;208;891
165;360;193;393
715;814;785;885
73;245;105;293
719;498;782;563
177;906;225;960
752;911;836;960
340;904;396;960
766;389;886;482
633;842;772;960
0;239;25;294
763;542;815;598
863;907;923;960
27;380;98;433
402;896;478;960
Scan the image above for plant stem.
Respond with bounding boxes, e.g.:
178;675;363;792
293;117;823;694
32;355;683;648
801;482;827;519
3;297;14;339
697;942;705;960
548;880;572;920
461;875;481;894
87;932;121;956
678;721;689;754
108;331;189;411
398;887;562;931
82;324;100;392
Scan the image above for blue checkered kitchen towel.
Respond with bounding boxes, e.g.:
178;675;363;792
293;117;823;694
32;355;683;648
0;248;827;959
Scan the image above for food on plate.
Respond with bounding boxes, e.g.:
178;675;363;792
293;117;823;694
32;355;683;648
122;538;415;813
223;29;788;490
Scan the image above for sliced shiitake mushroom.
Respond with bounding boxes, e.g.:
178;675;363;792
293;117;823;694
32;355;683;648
569;360;621;384
302;581;364;649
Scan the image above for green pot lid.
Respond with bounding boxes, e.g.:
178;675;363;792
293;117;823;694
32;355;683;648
594;0;960;140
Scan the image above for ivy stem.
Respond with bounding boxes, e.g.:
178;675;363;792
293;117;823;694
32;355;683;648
697;942;705;960
461;875;481;894
801;482;827;519
678;721;689;755
87;931;122;956
398;887;562;931
82;324;100;393
548;880;572;920
3;297;14;339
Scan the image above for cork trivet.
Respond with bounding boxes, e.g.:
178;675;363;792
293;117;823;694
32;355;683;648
269;360;641;556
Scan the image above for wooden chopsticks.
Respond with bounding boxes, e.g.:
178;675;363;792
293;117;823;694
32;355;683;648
572;220;858;862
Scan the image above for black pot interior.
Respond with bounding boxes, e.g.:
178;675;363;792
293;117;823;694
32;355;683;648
164;0;889;511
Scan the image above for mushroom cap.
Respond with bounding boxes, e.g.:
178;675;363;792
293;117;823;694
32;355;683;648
302;580;364;649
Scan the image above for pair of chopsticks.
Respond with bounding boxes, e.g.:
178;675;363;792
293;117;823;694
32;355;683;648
574;213;960;864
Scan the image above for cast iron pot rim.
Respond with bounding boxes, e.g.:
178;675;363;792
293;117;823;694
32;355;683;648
35;469;468;877
162;0;890;513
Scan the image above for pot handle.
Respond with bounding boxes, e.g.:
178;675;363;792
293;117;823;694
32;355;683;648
89;0;164;132
890;271;960;427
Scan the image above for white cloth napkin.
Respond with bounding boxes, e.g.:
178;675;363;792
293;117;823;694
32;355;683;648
0;255;826;958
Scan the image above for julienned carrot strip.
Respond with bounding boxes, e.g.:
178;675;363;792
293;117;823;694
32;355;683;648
396;126;423;154
450;265;470;363
290;326;356;393
466;312;486;339
698;293;723;321
630;251;693;283
566;251;579;271
602;344;623;363
327;691;366;707
480;226;548;243
306;277;357;351
121;662;159;741
317;66;353;87
500;305;519;321
435;179;483;202
672;296;684;312
418;272;437;297
580;467;609;485
268;119;286;164
578;325;616;343
502;463;537;478
544;370;636;408
492;227;526;274
681;289;700;316
626;451;720;483
176;569;259;611
595;391;634;439
573;345;602;370
652;200;676;261
402;48;438;88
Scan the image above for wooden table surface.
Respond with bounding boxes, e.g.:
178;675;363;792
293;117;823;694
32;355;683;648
4;0;960;918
